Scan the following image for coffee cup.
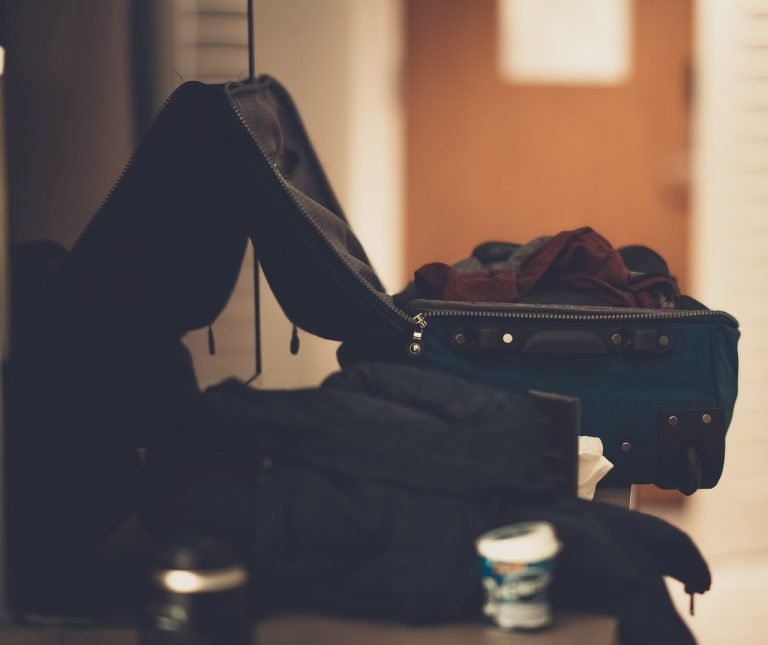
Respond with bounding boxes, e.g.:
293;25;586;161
476;521;562;630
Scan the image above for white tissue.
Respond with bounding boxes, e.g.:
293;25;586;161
577;436;614;500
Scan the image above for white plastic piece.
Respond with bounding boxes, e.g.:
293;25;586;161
578;436;614;500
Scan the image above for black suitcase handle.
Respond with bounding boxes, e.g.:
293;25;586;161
656;409;725;494
677;443;703;496
521;329;614;354
449;325;674;356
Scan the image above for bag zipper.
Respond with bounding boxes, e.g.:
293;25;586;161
68;78;738;358
407;308;738;356
220;81;739;355
222;80;416;334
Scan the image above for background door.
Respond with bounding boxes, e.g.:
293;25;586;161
404;0;692;288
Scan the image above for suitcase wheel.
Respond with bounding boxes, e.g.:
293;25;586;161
677;443;703;496
657;409;725;493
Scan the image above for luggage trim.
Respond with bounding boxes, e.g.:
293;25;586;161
407;308;738;357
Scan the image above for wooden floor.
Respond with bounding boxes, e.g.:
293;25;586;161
644;451;768;645
0;613;617;645
665;550;768;645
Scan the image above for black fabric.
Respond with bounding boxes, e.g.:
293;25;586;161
141;362;708;644
141;363;561;621
10;240;69;312
224;79;402;341
147;363;561;500
619;245;672;277
147;463;705;644
6;80;250;607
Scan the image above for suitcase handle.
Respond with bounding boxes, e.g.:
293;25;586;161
449;325;674;356
656;409;725;493
678;443;703;496
521;329;612;354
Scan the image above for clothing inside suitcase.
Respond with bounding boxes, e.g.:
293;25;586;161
220;76;739;494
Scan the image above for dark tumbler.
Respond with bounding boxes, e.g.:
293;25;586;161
140;537;252;645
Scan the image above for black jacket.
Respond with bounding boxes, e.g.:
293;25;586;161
144;362;708;645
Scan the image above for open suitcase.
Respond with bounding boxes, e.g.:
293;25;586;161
64;75;740;494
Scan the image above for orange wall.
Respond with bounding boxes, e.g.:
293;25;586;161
405;0;693;288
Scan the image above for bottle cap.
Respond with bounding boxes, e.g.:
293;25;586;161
476;522;561;564
151;537;248;594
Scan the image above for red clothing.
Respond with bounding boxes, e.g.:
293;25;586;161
414;227;678;308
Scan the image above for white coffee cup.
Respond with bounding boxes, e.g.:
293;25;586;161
476;522;562;630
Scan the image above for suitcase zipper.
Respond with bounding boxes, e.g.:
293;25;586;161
407;313;428;356
68;79;739;355
220;83;740;355
408;308;738;356
222;81;416;334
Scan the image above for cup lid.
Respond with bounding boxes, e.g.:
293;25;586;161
476;521;561;563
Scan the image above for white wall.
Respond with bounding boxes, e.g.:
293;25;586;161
680;0;768;557
254;0;404;389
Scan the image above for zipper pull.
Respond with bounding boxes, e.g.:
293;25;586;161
290;324;300;355
207;325;216;356
407;313;427;358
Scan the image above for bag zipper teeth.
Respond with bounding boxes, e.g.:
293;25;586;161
407;308;737;354
222;82;416;328
420;308;736;323
69;88;182;254
68;80;738;336
228;85;737;333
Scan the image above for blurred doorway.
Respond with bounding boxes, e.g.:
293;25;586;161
404;0;693;289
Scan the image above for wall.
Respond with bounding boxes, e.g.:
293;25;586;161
639;3;768;639
673;0;768;558
404;0;693;287
256;0;402;387
252;0;404;389
4;0;134;246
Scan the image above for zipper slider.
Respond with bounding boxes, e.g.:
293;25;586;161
290;324;300;355
407;313;428;357
207;325;216;356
